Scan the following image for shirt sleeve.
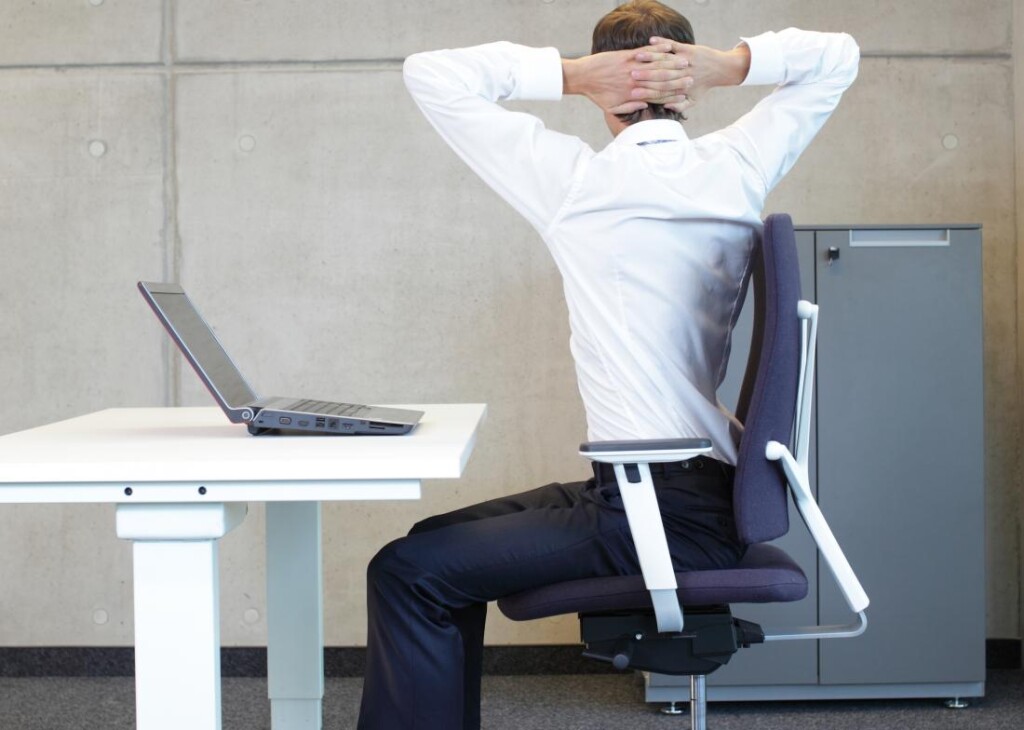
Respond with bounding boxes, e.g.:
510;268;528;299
716;28;860;195
403;42;592;233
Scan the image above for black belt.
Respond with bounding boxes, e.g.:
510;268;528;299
592;455;732;485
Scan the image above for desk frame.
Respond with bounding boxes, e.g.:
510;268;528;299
111;499;340;730
0;406;485;730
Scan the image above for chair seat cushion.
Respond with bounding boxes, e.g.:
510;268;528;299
497;544;808;622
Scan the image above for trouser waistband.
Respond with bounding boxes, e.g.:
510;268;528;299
591;455;734;486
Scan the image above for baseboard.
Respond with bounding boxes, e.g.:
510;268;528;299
0;645;617;678
986;639;1023;670
0;641;1018;678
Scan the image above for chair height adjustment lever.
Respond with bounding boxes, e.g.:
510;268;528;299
612;642;634;670
581;639;635;671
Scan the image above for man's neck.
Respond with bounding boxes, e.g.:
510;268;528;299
607;111;681;138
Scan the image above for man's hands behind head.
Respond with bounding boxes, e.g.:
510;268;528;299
563;37;752;116
637;37;752;113
562;42;692;115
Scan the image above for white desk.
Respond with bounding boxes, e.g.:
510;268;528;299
0;405;487;730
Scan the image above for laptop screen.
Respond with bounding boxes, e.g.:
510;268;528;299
141;285;258;411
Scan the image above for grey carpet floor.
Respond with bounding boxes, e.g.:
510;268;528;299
0;671;1020;729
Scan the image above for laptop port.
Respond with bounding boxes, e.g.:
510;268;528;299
316;417;326;428
298;420;310;427
279;417;292;426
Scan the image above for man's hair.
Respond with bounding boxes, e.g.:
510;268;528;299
591;1;695;125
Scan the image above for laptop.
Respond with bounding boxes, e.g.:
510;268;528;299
138;282;423;436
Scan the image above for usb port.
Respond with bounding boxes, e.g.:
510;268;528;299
279;417;292;426
316;417;326;428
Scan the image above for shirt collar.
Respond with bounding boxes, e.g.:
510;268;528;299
614;119;689;147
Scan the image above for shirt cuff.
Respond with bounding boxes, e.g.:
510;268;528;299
738;31;786;86
509;46;563;101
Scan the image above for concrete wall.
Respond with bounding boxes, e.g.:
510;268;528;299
0;0;1019;649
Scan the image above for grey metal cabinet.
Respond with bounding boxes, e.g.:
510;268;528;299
647;225;985;703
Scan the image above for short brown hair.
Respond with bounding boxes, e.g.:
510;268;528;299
591;1;695;125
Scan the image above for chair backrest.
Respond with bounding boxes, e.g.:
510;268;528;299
731;214;802;545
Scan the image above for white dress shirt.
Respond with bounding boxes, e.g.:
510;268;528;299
404;29;859;464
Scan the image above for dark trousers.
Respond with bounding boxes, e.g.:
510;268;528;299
356;457;742;730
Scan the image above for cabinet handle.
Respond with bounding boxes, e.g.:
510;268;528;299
827;247;840;266
849;229;950;247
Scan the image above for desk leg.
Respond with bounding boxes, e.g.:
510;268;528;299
266;501;324;729
116;503;248;730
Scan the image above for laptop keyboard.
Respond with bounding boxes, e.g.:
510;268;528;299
285;399;370;418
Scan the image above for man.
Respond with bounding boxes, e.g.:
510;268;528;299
359;2;859;728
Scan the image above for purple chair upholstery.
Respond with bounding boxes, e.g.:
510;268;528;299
732;213;801;545
498;544;806;621
498;214;808;622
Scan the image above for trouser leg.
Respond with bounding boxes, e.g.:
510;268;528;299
356;463;740;730
397;487;564;730
452;604;486;730
357;480;636;730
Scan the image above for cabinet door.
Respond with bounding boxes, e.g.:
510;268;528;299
708;230;820;686
815;229;985;685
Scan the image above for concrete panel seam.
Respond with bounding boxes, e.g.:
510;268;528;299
860;52;1012;60
160;0;169;66
163;0;181;407
0;60;404;72
0;54;1011;75
1012;0;1024;641
175;60;406;73
0;61;406;80
0;64;166;73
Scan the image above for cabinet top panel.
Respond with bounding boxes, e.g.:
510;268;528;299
794;224;980;231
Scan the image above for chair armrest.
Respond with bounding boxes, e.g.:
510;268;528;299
579;438;712;465
762;440;870;644
765;440;869;615
578;438;712;634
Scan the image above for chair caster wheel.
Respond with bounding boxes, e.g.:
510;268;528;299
944;697;970;709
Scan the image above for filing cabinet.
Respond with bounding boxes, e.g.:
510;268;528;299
648;225;985;702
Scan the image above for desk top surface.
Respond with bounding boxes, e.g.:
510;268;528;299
0;405;487;486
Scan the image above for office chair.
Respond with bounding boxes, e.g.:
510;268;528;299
497;214;869;729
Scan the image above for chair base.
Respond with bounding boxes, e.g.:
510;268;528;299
690;675;708;730
580;607;760;730
656;679;709;730
580;605;764;676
